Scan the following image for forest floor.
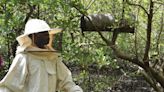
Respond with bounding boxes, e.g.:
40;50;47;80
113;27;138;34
68;61;155;92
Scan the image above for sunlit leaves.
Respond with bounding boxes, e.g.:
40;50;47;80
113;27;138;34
0;0;164;90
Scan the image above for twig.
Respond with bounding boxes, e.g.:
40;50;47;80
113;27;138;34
156;5;164;55
86;0;95;10
126;0;149;16
153;4;162;14
24;4;36;24
153;1;164;5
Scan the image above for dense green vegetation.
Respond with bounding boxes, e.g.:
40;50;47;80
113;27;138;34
0;0;164;91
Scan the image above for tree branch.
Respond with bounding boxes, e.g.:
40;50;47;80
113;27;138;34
126;0;149;16
86;0;95;10
148;67;164;88
109;45;144;67
77;4;145;69
70;3;87;15
24;4;36;24
141;70;162;92
82;14;145;68
153;1;164;5
97;31;110;45
111;31;118;45
143;1;154;66
156;5;164;54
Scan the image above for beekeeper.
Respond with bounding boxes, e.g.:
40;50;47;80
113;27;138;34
0;19;83;92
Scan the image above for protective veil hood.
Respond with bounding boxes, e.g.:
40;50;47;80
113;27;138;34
16;19;62;51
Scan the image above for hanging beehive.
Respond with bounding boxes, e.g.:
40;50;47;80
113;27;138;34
80;14;135;33
80;14;115;31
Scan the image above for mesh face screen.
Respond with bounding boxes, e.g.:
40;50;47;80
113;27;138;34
52;33;62;52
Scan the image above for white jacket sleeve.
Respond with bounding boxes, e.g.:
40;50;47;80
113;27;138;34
0;54;28;92
56;60;83;92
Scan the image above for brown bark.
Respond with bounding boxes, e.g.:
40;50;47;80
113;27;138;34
143;0;154;66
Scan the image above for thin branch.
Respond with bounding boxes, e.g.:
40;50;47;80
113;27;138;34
71;4;86;15
156;5;164;54
24;4;36;24
86;0;95;10
83;33;107;46
122;0;125;19
97;31;110;45
134;4;141;59
134;29;138;58
111;31;118;45
143;1;154;65
153;1;164;5
153;4;162;14
126;0;149;16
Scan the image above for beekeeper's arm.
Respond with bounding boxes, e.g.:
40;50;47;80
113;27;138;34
56;59;83;92
0;54;28;92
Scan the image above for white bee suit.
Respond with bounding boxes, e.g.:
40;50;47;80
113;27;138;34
0;46;83;92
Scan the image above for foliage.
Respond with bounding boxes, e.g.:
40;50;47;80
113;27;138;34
0;0;164;91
